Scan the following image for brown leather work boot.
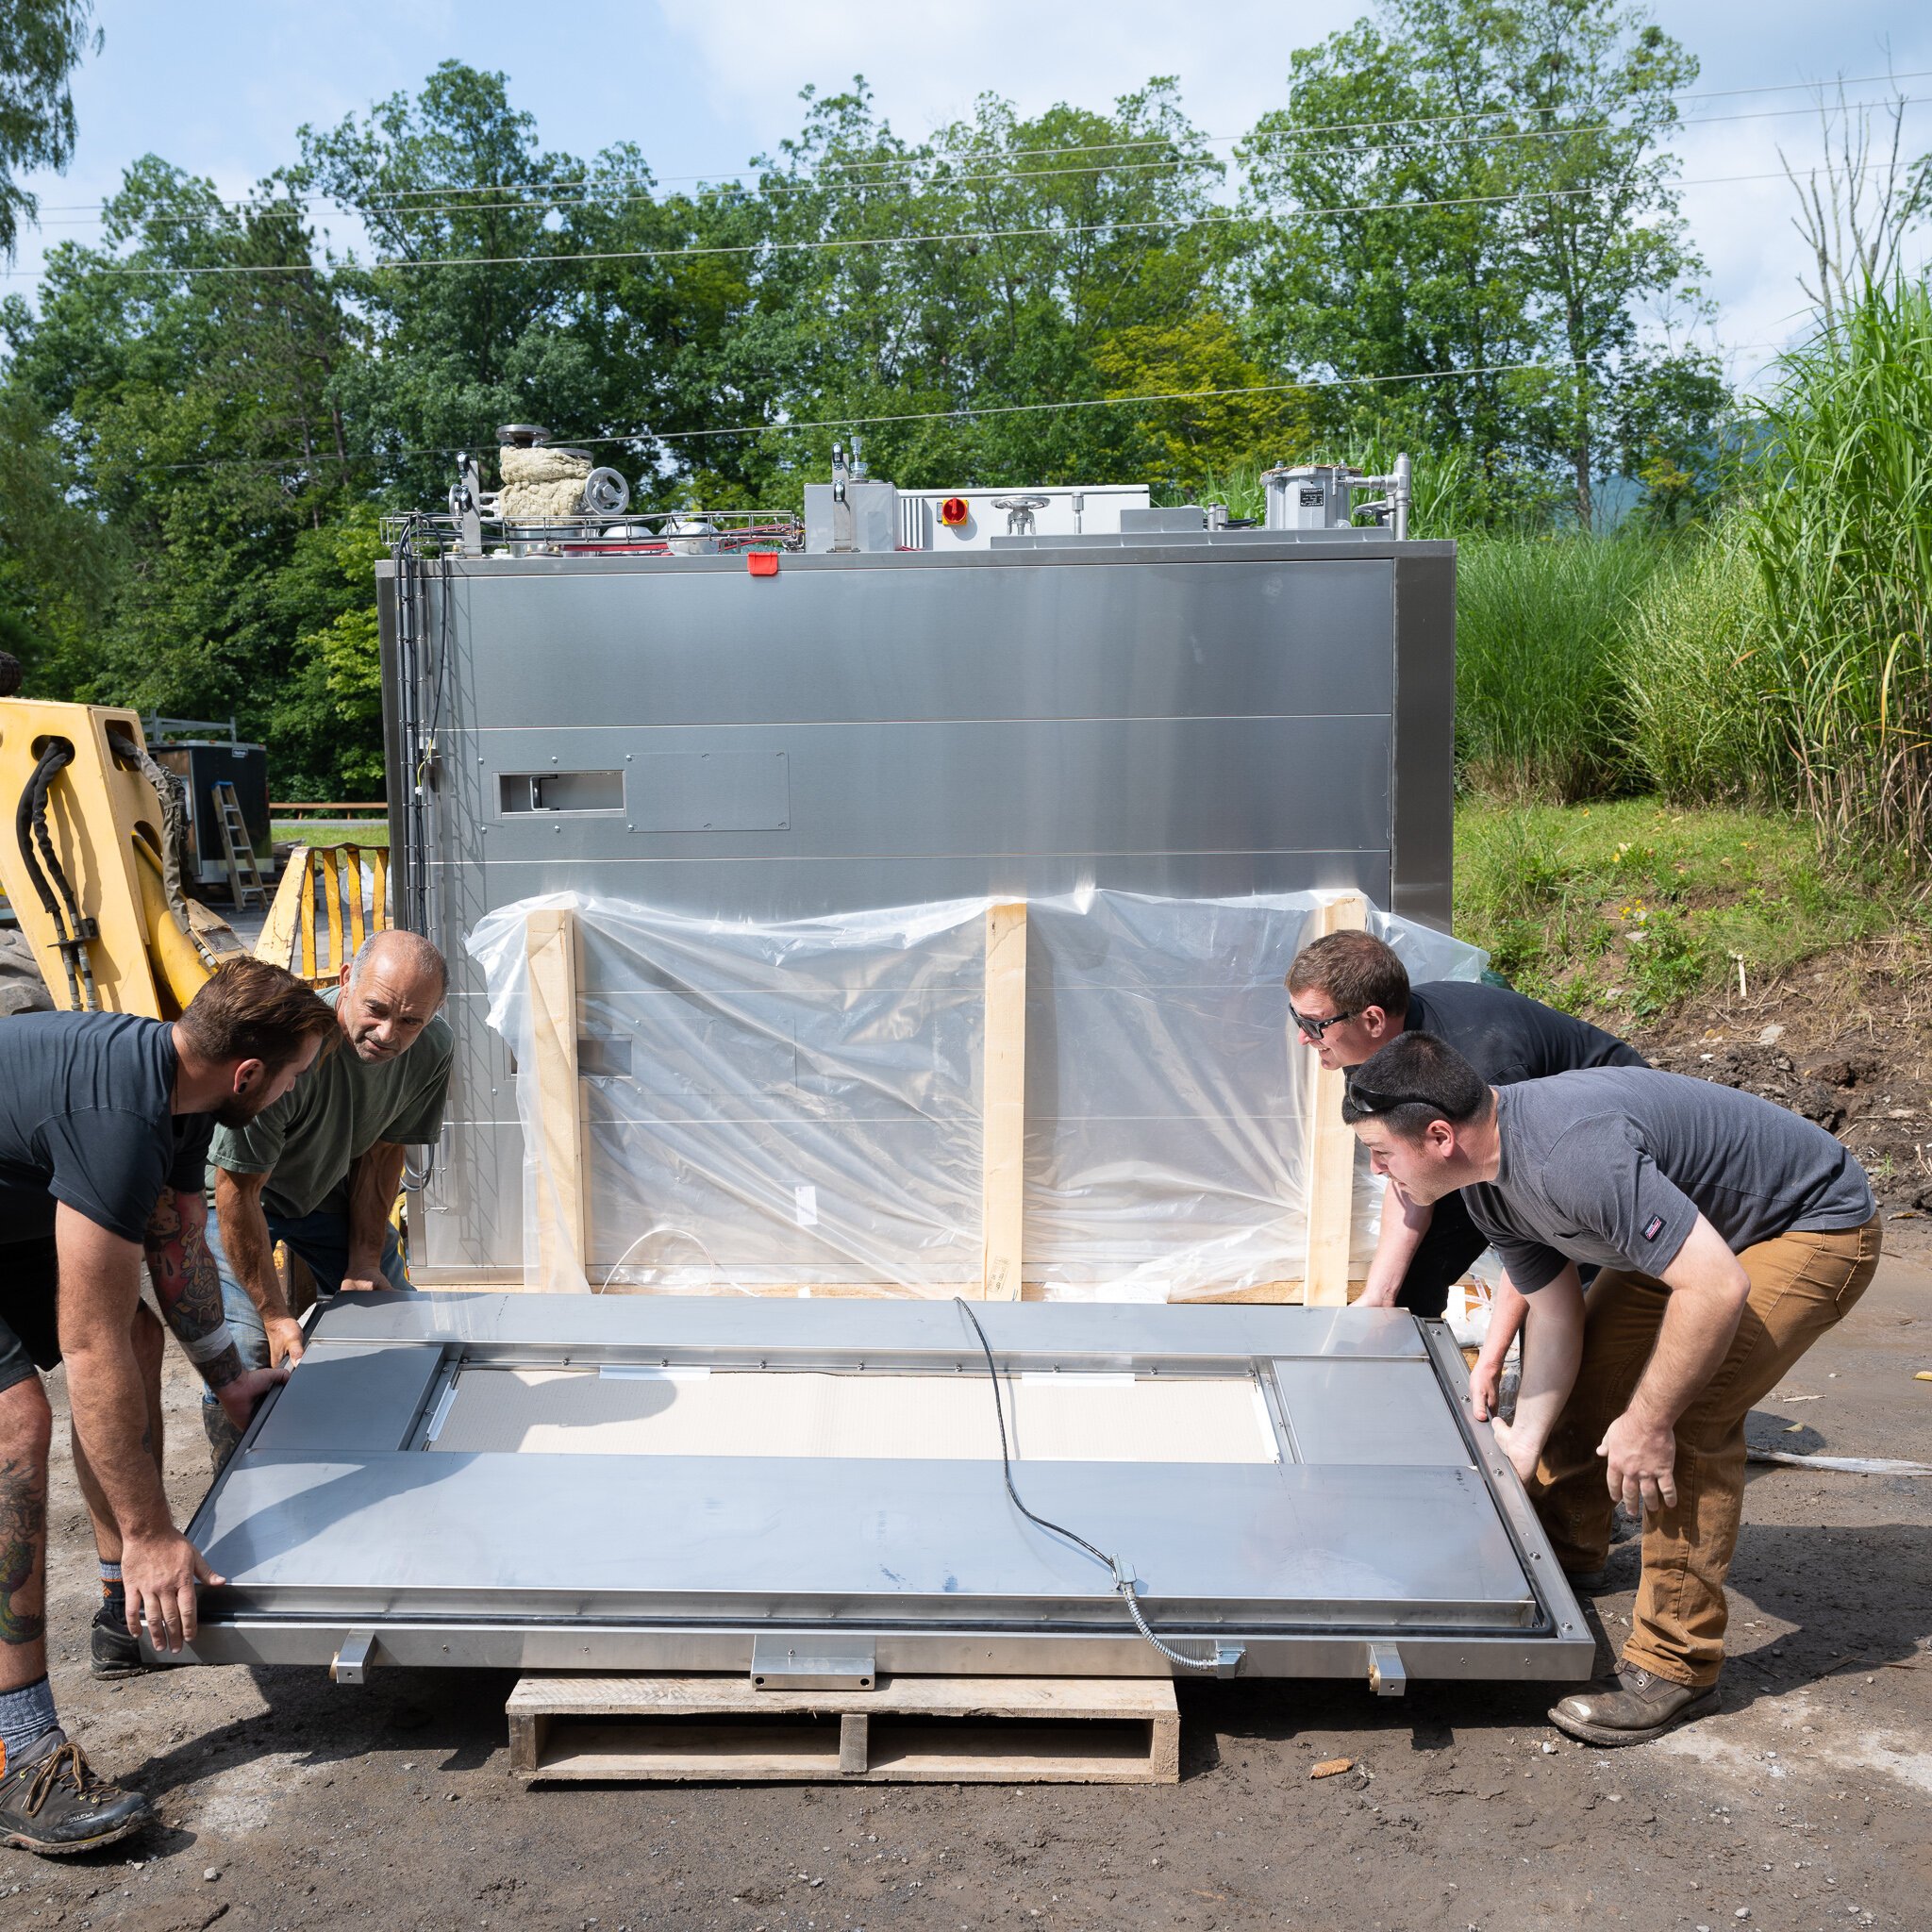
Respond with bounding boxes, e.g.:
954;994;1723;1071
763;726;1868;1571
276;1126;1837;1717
0;1730;153;1856
1550;1665;1720;1746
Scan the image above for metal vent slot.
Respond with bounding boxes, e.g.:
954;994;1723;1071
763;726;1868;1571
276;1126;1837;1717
499;770;625;814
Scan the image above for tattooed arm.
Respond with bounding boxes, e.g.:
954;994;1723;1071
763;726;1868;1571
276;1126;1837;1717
143;1189;288;1428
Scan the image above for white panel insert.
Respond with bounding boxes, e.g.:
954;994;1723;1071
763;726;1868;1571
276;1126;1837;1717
425;1366;1278;1463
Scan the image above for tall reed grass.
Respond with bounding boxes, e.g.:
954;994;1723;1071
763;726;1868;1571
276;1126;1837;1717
1621;518;1779;803
1747;279;1932;858
1454;533;1676;800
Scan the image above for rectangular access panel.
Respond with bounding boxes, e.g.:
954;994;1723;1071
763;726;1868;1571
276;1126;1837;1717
175;1296;1590;1686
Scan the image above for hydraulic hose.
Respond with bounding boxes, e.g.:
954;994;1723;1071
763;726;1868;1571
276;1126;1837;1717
13;738;100;1010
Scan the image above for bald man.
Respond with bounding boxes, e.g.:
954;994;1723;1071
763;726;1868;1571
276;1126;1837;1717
181;931;452;1482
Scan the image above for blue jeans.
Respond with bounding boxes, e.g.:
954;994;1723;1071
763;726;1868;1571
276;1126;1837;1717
202;1203;410;1404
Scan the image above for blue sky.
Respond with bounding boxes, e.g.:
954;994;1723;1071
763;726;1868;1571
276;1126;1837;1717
8;0;1932;393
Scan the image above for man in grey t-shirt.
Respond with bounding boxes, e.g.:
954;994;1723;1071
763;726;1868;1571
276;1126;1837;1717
1341;1033;1880;1747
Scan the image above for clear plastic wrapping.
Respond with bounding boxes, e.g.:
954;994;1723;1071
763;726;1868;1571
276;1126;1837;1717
465;890;1487;1299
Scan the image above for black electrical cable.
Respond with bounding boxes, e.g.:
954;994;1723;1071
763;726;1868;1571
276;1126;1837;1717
951;1296;1222;1673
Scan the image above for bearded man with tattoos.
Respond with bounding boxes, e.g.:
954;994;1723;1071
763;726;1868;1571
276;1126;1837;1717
0;959;334;1856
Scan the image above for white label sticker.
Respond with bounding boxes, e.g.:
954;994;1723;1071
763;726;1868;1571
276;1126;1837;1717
793;1184;819;1227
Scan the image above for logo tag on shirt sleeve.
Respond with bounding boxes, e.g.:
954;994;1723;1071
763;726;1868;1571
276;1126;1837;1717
1642;1214;1666;1241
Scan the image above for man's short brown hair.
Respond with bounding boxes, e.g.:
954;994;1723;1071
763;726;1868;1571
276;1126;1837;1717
178;958;337;1070
1286;930;1411;1017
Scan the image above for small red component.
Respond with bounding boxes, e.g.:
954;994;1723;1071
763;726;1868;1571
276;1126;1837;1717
940;496;970;527
747;550;780;576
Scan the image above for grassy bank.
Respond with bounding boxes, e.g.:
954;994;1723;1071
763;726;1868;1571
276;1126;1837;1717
1454;795;1919;1022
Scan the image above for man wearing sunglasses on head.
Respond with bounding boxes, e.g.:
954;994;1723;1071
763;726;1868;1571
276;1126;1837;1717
1285;931;1645;1316
1340;1030;1879;1745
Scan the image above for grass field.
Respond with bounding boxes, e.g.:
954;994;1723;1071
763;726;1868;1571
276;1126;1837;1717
273;818;389;847
1454;794;1920;1021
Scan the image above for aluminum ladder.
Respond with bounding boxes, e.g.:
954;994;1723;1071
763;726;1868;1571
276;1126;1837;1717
211;779;267;909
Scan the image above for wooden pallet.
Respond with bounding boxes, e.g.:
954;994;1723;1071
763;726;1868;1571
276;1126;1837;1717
506;1673;1180;1785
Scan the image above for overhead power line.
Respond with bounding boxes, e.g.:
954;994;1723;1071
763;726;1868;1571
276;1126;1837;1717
141;349;1789;475
25;66;1932;225
2;166;1824;281
22;91;1924;233
20;92;1922;231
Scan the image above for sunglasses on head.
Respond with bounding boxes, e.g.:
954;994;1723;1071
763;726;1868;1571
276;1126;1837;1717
1343;1074;1441;1118
1289;1001;1360;1041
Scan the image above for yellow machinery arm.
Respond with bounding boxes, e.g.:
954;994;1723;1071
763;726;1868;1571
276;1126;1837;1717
0;698;242;1018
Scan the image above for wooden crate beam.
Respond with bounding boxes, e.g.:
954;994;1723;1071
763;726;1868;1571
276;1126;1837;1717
525;908;590;1291
1299;891;1370;1307
980;901;1028;1301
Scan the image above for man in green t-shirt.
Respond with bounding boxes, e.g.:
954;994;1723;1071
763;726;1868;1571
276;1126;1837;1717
192;927;452;1469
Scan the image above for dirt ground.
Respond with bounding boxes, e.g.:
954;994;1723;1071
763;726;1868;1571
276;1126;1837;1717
1632;939;1932;1216
3;1243;1924;1932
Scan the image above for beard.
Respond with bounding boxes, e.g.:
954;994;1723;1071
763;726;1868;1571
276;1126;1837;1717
214;1089;275;1128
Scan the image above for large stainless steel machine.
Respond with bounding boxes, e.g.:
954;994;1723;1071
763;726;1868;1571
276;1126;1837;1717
178;1295;1590;1686
162;455;1589;1701
378;465;1456;1284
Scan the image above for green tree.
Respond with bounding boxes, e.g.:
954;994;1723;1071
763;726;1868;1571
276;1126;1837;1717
2;158;372;790
0;0;98;258
295;61;608;507
1241;0;1717;525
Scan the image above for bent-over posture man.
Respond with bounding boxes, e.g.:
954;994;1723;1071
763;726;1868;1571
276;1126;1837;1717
1340;1032;1879;1745
0;960;333;1853
1286;931;1643;1315
205;929;451;1459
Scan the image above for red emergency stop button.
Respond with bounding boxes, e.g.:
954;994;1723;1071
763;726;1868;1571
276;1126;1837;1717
940;496;970;526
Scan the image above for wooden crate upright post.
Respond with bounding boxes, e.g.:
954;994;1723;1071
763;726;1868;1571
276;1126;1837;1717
980;902;1027;1300
1299;891;1369;1306
525;908;590;1291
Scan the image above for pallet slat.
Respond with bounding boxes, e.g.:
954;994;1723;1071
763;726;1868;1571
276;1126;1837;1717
507;1673;1179;1785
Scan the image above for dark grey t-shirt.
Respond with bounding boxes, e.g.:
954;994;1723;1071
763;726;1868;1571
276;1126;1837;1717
1462;1067;1874;1292
1403;980;1646;1084
0;1011;215;1245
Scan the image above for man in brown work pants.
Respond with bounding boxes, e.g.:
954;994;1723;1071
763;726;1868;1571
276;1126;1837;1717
1341;1031;1880;1745
1530;1221;1881;1705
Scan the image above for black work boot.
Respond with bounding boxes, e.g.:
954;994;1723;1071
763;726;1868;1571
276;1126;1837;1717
90;1599;156;1681
1549;1665;1720;1746
0;1730;153;1855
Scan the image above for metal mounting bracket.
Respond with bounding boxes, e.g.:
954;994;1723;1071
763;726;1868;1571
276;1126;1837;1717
1368;1641;1407;1697
750;1635;876;1690
331;1631;377;1685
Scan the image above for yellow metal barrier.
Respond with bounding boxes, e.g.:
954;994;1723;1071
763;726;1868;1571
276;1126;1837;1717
257;842;391;986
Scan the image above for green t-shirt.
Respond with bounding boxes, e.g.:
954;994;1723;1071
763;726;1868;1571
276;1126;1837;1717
208;988;454;1219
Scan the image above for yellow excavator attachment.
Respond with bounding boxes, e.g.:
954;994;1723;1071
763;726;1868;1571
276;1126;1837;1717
0;698;242;1017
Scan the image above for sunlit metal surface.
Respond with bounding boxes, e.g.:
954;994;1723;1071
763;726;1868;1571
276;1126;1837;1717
176;1295;1590;1683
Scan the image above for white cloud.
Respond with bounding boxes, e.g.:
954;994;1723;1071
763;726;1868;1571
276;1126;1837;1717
644;0;1345;150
